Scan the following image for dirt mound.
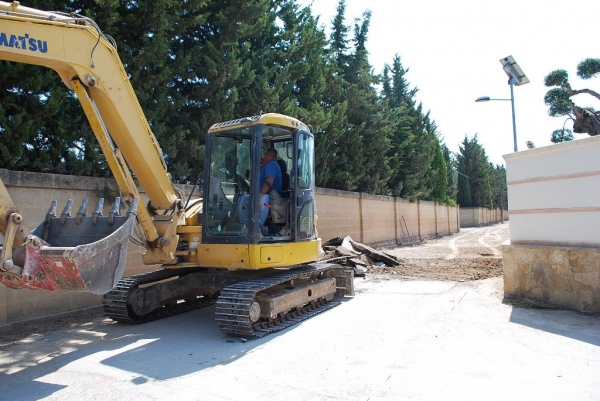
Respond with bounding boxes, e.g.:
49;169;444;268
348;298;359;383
367;257;503;281
366;225;509;281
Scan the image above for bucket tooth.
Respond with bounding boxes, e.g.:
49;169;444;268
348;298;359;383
45;200;57;223
108;197;121;225
75;199;88;225
126;197;138;216
41;200;58;241
92;198;104;225
60;199;73;226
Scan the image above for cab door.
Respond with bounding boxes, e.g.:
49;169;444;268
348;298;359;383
293;131;317;240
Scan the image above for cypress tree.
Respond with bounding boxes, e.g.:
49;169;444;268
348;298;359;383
442;144;458;203
382;55;440;200
456;135;494;208
319;0;362;191
272;1;341;188
430;140;448;202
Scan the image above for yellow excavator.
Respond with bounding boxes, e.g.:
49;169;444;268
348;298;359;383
0;1;353;337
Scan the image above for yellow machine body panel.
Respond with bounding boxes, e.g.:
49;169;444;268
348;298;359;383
208;113;309;134
195;241;320;270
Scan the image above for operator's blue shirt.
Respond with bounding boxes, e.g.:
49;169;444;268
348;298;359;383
259;160;282;194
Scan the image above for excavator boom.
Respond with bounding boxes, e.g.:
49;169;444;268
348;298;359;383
0;1;183;291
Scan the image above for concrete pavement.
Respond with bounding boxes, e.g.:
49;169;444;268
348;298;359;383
1;275;599;400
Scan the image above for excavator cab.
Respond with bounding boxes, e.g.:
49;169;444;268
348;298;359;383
203;114;317;245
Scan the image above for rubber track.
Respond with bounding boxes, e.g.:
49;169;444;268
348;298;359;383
102;269;216;324
215;264;341;338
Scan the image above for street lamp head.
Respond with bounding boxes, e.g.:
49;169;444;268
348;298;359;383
475;96;510;102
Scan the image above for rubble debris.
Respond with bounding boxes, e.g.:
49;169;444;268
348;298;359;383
320;236;402;276
348;258;368;267
322;237;344;247
334;245;361;257
360;254;374;264
347;239;400;267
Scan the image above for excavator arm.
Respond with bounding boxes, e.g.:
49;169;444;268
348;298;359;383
0;1;188;292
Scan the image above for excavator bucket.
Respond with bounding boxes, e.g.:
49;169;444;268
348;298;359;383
1;197;138;295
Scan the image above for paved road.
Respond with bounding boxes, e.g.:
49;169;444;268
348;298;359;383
1;229;600;400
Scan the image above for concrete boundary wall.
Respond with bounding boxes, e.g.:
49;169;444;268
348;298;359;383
0;169;459;326
315;188;460;246
459;207;506;227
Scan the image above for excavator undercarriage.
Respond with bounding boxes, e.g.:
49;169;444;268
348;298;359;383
102;263;353;338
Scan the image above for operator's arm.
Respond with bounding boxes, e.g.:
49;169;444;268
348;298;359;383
259;161;281;196
259;177;275;196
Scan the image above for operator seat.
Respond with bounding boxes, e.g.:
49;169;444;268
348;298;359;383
276;159;290;198
270;159;290;227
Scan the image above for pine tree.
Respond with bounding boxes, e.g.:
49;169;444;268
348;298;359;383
544;58;600;137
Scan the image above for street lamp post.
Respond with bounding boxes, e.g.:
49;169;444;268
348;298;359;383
499;172;505;223
508;76;518;152
476;55;529;153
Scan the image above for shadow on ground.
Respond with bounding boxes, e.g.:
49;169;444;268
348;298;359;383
509;304;600;346
0;305;280;400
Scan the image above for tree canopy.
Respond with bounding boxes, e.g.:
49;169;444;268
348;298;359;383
0;0;503;207
544;58;600;139
550;128;574;144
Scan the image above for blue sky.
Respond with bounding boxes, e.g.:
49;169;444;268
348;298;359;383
298;0;599;166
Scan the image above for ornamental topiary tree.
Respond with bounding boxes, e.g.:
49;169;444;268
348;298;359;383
544;58;600;138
